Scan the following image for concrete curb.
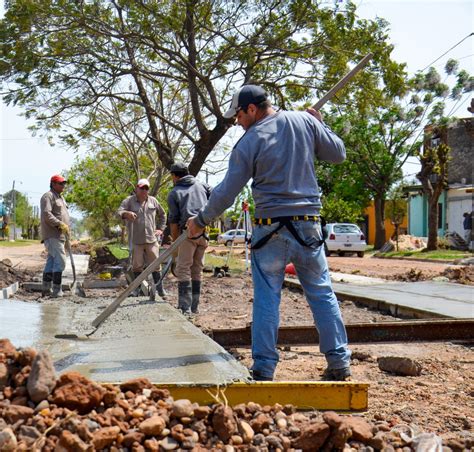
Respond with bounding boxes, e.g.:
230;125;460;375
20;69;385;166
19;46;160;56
373;255;465;264
283;277;448;320
1;282;19;299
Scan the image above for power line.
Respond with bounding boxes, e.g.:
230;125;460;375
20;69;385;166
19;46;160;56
420;32;474;72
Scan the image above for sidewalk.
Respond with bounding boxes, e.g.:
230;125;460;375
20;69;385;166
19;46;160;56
285;273;474;319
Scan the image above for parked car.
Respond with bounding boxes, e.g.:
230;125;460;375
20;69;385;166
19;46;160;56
217;229;251;246
324;223;367;257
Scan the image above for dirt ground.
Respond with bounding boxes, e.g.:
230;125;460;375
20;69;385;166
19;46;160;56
1;243;473;445
185;272;473;444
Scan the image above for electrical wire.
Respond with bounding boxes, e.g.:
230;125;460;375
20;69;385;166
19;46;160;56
420;32;474;72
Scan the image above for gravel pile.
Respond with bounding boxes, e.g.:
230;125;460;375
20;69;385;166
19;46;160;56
1;338;468;451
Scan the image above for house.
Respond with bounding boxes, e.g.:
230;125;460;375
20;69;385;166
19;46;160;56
362;201;408;245
404;117;473;241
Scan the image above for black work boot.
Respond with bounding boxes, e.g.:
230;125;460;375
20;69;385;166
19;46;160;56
152;271;168;300
129;272;142;297
191;280;201;314
178;280;192;315
51;272;64;298
321;366;352;381
42;272;53;297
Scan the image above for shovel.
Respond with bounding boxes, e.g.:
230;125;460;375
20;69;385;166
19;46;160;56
55;231;188;339
65;233;87;298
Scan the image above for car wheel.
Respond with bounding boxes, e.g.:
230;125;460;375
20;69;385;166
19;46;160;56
225;240;233;247
324;244;331;256
338;251;345;257
357;251;365;258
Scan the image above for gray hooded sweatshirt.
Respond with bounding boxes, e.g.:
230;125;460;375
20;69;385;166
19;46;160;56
167;175;212;230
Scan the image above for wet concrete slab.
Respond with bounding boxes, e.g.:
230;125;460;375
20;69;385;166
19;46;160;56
332;280;474;319
285;278;473;319
0;299;250;384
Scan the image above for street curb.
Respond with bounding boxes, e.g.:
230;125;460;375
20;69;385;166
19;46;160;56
373;255;467;264
283;277;449;320
1;282;19;299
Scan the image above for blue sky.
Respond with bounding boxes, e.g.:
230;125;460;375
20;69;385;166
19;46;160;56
1;0;473;211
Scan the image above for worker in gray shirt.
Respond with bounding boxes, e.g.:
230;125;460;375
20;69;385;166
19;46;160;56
167;162;211;315
40;174;71;297
188;85;351;382
118;178;167;297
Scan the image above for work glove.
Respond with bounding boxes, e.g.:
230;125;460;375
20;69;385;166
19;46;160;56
58;222;69;235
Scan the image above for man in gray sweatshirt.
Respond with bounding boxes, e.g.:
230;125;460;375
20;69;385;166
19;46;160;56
187;85;351;381
167;162;211;314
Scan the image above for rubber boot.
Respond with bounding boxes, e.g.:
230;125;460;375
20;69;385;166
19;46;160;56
51;272;64;298
152;271;168;300
178;280;192;315
42;272;53;297
191;280;201;314
130;272;141;297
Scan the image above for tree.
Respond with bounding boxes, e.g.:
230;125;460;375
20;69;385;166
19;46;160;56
2;190;35;237
385;184;407;250
1;0;405;177
326;61;472;249
65;151;137;238
416;126;451;251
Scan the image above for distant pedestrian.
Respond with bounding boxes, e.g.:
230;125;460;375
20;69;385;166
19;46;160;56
463;212;472;244
0;194;8;240
40;174;70;297
118;178;167;298
167;162;211;315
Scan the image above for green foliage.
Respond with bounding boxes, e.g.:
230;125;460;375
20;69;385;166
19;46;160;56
1;0;405;176
204;254;246;274
324;62;471;249
106;243;129;260
66;152;133;239
0;239;40;247
226;186;254;223
320;195;364;224
208;227;220;241
2;190;37;234
378;249;470;261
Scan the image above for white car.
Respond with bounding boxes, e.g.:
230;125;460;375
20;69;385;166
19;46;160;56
217;229;251;246
324;223;367;257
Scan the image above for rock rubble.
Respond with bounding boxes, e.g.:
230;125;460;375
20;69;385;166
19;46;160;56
0;338;469;451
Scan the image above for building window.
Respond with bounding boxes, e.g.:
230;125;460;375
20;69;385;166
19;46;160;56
438;203;443;229
431;137;441;147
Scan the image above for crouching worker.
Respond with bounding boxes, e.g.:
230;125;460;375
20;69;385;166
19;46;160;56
167;162;212;315
118;178;167;298
40;174;70;297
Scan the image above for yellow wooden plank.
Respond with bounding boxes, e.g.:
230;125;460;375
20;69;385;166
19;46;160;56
157;382;369;412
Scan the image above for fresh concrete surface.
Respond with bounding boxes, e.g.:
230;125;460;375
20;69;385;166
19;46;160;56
332;280;474;319
0;298;250;385
285;276;473;319
330;272;386;285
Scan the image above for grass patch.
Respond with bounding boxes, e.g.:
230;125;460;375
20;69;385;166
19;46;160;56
377;249;472;261
106;242;130;260
205;252;248;274
0;239;40;247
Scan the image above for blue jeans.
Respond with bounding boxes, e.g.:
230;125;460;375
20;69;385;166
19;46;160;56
251;220;351;379
43;238;67;273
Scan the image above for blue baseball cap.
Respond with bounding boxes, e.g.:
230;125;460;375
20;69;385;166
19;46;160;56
223;85;268;118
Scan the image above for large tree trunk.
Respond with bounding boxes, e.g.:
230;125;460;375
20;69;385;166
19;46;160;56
426;198;439;251
374;196;386;250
